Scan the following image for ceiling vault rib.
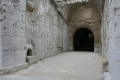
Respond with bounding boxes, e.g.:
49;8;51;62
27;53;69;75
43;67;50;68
50;0;69;25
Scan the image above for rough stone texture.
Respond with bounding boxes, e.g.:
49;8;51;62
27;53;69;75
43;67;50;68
101;0;109;59
108;0;120;80
54;0;104;52
0;0;69;68
26;1;34;12
0;76;38;80
1;0;26;67
26;56;38;66
67;3;101;52
55;0;103;14
103;72;112;80
25;0;69;60
102;58;108;72
0;0;120;80
0;0;2;68
0;63;28;76
24;44;33;55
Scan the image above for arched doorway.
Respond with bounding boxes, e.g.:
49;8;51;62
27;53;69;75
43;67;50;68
27;49;32;56
74;28;94;52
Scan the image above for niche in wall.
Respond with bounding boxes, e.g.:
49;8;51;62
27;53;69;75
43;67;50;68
27;49;32;56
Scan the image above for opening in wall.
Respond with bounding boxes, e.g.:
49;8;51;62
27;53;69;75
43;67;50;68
74;28;94;52
27;49;32;56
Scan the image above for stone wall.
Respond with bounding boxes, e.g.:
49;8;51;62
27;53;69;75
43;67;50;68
0;0;69;68
109;0;120;80
67;3;101;52
101;0;109;59
0;0;2;68
1;0;26;67
25;0;69;60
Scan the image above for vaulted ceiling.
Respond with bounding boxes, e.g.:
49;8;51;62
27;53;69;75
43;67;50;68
53;0;105;24
54;0;104;14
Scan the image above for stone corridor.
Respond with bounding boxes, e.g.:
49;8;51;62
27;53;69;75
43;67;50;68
0;52;103;80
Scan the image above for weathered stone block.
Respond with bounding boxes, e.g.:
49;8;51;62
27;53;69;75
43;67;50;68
102;58;108;72
26;1;34;12
0;63;28;76
2;20;14;36
24;44;33;51
12;0;20;3
103;72;112;80
2;51;14;67
14;50;26;65
26;56;38;66
19;0;26;11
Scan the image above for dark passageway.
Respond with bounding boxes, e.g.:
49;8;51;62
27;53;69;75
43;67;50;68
74;28;94;52
27;49;32;56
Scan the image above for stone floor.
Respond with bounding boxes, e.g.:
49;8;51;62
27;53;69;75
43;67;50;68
0;52;103;80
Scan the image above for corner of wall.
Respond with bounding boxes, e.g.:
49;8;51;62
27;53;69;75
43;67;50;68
0;0;3;68
0;14;2;68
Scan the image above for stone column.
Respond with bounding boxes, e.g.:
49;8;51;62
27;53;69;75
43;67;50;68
1;0;26;67
0;14;2;68
0;0;2;68
109;0;120;80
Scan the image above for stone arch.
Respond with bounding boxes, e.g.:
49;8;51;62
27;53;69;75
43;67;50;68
27;49;32;56
73;28;94;51
67;2;101;21
67;3;101;53
68;25;101;53
72;26;95;36
24;44;33;56
68;3;101;23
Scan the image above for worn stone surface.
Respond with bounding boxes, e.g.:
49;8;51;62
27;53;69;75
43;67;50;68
26;56;38;66
0;1;2;68
108;0;120;80
0;52;103;80
103;72;112;80
0;0;120;80
102;58;108;72
0;0;69;68
0;63;28;76
101;0;109;59
1;0;26;67
24;44;33;56
26;1;34;12
25;0;69;60
66;3;101;52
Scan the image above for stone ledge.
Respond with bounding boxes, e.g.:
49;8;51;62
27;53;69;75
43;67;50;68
102;58;108;72
0;76;38;80
26;56;38;66
103;72;112;80
0;63;28;76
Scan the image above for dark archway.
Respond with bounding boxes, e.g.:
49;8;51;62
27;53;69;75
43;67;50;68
27;49;32;56
74;28;94;52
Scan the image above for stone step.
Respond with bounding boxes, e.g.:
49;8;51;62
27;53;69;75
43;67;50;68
26;56;38;66
0;63;28;76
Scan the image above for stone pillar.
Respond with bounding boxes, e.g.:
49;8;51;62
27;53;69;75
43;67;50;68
94;29;101;53
101;0;109;59
0;14;2;68
109;0;120;80
1;0;26;67
0;0;2;68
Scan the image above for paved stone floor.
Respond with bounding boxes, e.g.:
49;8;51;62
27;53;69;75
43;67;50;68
0;52;103;80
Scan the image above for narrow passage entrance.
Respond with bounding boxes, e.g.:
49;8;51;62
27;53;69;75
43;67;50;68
74;28;94;52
